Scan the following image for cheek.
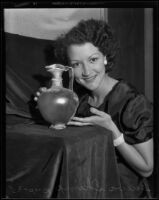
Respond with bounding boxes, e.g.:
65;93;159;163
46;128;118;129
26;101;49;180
73;68;82;78
94;63;105;73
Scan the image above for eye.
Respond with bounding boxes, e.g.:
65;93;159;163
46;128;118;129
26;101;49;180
90;57;98;63
71;62;81;68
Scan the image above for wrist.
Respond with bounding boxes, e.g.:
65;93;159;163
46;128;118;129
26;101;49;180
113;133;125;147
109;121;121;139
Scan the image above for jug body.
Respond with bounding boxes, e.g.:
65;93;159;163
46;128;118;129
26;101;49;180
37;64;79;129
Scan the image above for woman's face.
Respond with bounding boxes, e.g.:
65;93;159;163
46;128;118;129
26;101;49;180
67;42;107;91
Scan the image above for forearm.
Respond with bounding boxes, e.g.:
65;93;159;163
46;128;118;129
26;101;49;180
116;142;153;177
110;122;153;177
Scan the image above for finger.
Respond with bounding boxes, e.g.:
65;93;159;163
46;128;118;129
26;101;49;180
90;107;105;116
39;87;47;92
34;96;38;101
36;91;41;96
34;92;40;101
72;117;91;123
72;117;84;121
67;121;92;126
72;116;98;123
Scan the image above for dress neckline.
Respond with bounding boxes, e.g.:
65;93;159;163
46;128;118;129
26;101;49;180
87;79;123;109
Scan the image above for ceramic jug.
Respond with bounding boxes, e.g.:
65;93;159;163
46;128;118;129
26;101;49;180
37;64;79;129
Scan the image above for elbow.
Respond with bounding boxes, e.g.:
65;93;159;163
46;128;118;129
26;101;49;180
140;164;154;178
142;169;153;177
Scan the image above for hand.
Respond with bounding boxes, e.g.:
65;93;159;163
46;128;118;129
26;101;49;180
67;107;114;130
34;87;47;101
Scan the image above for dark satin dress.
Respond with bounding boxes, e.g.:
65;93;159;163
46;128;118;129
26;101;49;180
75;79;153;198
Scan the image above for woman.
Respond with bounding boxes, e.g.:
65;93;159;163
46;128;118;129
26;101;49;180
35;19;153;198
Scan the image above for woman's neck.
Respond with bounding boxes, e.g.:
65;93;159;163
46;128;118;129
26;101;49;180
89;75;118;107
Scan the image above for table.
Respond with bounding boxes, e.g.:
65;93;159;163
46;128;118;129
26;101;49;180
6;115;123;198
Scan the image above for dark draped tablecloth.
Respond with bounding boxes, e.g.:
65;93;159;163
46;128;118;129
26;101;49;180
6;115;123;198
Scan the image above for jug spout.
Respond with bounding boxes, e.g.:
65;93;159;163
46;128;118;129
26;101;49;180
45;64;70;72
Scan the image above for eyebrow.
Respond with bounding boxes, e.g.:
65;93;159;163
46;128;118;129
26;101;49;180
89;53;100;58
70;52;100;62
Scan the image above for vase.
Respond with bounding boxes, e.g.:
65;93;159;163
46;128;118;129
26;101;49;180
37;64;79;130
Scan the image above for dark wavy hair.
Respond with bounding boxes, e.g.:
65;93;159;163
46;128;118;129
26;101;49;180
54;19;120;73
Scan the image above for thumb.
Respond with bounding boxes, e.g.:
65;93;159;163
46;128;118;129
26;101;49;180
90;107;104;116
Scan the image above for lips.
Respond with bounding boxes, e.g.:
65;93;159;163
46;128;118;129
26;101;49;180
82;75;97;81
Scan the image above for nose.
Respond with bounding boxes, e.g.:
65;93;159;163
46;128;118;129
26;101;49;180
82;63;90;77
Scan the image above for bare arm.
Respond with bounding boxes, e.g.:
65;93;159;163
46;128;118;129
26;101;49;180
114;128;153;177
68;108;154;177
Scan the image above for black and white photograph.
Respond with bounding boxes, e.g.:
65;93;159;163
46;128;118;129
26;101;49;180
1;1;159;199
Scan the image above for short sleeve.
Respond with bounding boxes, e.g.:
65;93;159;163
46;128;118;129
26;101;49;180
121;95;153;144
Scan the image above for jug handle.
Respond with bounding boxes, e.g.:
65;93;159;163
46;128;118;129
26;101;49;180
68;67;74;91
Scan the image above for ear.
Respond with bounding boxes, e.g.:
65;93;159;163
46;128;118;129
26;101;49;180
104;56;107;65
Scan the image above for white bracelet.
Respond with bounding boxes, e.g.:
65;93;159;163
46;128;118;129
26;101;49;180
113;133;125;147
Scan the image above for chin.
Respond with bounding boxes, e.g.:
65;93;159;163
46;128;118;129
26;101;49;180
77;78;101;91
83;82;100;91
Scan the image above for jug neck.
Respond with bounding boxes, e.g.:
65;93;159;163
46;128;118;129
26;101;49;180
49;67;64;88
51;78;63;87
